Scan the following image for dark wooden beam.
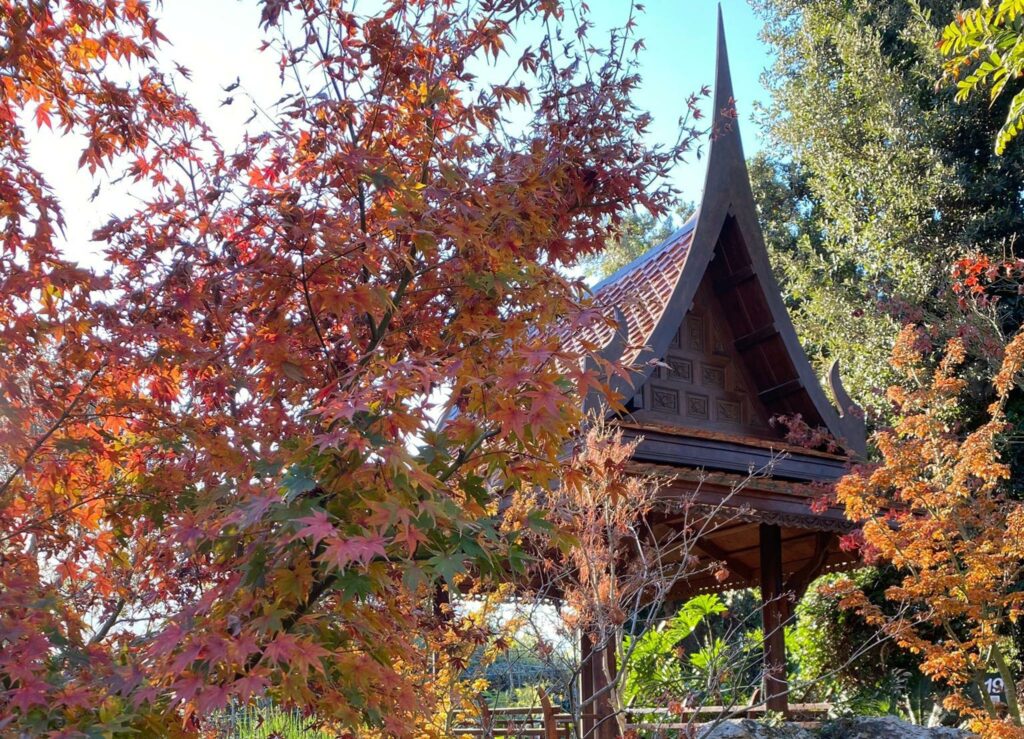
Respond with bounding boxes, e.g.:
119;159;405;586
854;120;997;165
693;536;755;582
701;529;828;560
734;323;777;352
591;636;617;739
696;528;831;556
623;428;850;483
580;632;595;737
713;264;756;294
600;641;618;739
759;524;789;715
758;378;803;405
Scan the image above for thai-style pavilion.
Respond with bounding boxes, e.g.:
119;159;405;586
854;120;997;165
575;8;867;731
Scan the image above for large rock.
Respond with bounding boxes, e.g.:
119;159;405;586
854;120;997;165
819;716;973;738
693;717;973;739
698;719;815;739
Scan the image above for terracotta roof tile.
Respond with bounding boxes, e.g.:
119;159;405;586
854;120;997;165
570;216;696;367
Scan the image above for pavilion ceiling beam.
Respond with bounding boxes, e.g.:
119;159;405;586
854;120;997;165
734;323;778;352
758;378;803;405
713;264;756;294
703;529;826;560
693;536;754;582
785;532;834;599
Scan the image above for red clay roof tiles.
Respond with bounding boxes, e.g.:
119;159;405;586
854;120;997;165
575;215;696;368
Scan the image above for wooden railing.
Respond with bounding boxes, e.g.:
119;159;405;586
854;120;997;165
453;698;831;737
453;690;573;738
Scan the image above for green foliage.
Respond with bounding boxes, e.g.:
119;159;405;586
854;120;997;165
788;570;941;720
940;0;1024;154
215;704;332;738
621;594;759;707
752;0;1024;418
749;154;900;417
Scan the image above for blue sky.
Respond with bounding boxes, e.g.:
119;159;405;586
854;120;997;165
37;0;774;264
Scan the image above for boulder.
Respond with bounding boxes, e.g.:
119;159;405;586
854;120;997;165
698;719;815;739
819;716;973;738
692;716;974;739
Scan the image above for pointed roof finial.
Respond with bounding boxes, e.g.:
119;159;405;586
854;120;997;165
716;6;732;103
712;4;740;157
699;4;745;199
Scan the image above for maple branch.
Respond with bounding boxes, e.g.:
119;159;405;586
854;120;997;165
299;248;336;376
438;428;499;483
87;597;126;646
308;17;377;337
0;223;218;508
238;423;499;678
0;488;120;545
0;363;104;506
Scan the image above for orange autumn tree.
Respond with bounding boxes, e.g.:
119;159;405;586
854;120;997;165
834;258;1024;737
0;0;701;734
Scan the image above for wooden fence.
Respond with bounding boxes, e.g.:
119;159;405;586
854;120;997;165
454;689;573;738
453;698;832;738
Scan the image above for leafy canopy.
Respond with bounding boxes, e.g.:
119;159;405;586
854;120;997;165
941;0;1024;154
0;0;694;734
752;0;1024;416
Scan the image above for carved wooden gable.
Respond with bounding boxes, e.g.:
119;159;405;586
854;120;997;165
628;269;776;440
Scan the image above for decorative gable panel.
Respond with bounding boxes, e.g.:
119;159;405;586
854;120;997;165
628;278;777;440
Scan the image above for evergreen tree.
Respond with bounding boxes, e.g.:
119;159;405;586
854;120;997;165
752;0;1024;416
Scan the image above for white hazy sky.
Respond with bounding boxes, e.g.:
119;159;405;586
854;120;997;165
31;0;773;267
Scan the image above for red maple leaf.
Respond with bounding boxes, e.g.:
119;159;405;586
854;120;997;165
292;510;335;546
319;535;388;570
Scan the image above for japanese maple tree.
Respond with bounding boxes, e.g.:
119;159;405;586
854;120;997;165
833;258;1024;737
508;417;756;737
0;0;698;734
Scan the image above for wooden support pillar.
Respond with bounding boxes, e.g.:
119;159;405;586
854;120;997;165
580;632;595;737
592;637;617;738
601;639;619;739
539;687;558;739
759;523;789;714
579;631;620;738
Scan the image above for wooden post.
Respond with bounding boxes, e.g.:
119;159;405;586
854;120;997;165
580;631;595;737
580;631;620;738
759;523;789;715
600;639;619;739
539;687;558;739
591;635;612;738
475;693;493;737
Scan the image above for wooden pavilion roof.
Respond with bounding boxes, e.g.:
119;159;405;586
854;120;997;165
581;9;866;461
571;9;869;596
584;216;698;370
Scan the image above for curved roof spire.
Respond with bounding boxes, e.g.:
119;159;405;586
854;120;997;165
572;7;867;457
710;3;741;166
